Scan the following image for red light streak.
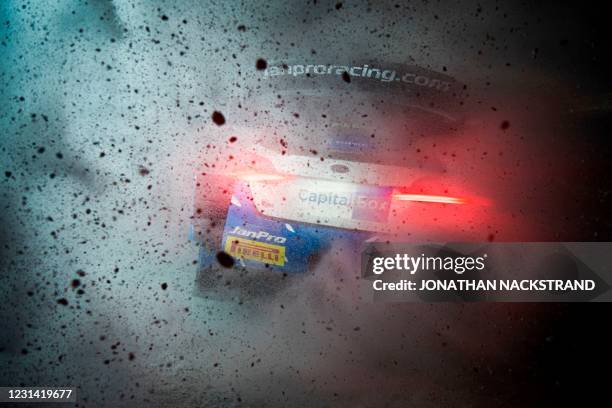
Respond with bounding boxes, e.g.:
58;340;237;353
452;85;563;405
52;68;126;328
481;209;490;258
392;193;466;204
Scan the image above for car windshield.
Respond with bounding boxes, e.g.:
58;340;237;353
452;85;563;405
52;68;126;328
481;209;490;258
255;94;463;167
245;61;465;166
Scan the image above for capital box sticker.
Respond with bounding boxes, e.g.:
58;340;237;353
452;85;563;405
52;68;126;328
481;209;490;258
351;186;392;222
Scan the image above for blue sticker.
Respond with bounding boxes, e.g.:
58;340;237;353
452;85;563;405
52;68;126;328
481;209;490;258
217;182;374;273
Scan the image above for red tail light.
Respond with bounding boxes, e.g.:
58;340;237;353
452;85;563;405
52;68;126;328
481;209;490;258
227;170;485;205
392;193;466;204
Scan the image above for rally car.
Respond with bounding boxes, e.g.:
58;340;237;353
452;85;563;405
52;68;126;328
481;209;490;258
190;61;492;287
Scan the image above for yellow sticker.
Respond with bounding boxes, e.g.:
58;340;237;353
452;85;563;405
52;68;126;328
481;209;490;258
224;236;286;266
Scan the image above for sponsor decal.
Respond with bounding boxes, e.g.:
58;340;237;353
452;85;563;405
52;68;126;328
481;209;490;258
263;63;452;91
298;188;391;222
229;226;287;244
225;236;286;266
